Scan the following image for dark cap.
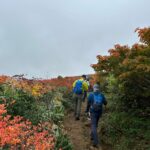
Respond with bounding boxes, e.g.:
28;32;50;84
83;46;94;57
82;75;86;79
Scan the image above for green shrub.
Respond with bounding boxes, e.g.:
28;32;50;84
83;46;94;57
99;75;150;150
0;84;38;123
54;128;73;150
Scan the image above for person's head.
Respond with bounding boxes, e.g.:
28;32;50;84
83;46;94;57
93;84;100;93
82;74;86;80
86;75;90;81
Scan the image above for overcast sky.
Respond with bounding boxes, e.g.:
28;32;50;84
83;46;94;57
0;0;150;78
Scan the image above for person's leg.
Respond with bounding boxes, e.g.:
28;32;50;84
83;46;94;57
83;91;87;102
73;94;78;117
91;113;99;146
96;113;101;127
76;95;82;119
90;132;94;140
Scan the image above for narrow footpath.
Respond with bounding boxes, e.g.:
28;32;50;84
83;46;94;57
63;102;110;150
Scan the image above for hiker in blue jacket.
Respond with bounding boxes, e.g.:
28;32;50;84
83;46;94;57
85;83;107;147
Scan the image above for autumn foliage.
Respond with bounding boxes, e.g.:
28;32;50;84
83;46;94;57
41;76;78;90
0;104;55;150
0;75;75;149
91;27;150;149
0;75;8;84
92;27;150;111
41;74;97;90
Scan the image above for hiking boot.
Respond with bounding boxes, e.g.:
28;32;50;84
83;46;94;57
90;137;94;141
92;143;99;148
75;117;80;120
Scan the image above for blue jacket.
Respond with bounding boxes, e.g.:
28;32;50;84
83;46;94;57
86;92;107;114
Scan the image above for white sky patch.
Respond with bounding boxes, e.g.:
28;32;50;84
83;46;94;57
0;0;150;78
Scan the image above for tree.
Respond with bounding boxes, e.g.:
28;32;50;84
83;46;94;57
92;27;150;112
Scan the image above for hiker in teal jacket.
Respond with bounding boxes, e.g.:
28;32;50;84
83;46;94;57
85;83;107;147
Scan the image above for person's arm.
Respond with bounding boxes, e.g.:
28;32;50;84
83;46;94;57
82;81;88;92
102;94;107;106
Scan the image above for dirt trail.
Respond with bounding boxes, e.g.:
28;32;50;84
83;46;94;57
64;102;110;150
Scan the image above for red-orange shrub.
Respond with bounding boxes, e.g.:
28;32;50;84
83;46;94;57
0;104;55;150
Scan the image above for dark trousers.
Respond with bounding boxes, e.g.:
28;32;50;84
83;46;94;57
90;112;101;145
83;91;87;102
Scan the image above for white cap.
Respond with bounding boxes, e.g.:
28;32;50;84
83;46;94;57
93;84;100;92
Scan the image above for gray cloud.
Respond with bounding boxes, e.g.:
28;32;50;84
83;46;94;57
0;0;150;78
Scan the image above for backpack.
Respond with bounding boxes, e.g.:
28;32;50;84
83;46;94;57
73;80;83;95
92;94;103;111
